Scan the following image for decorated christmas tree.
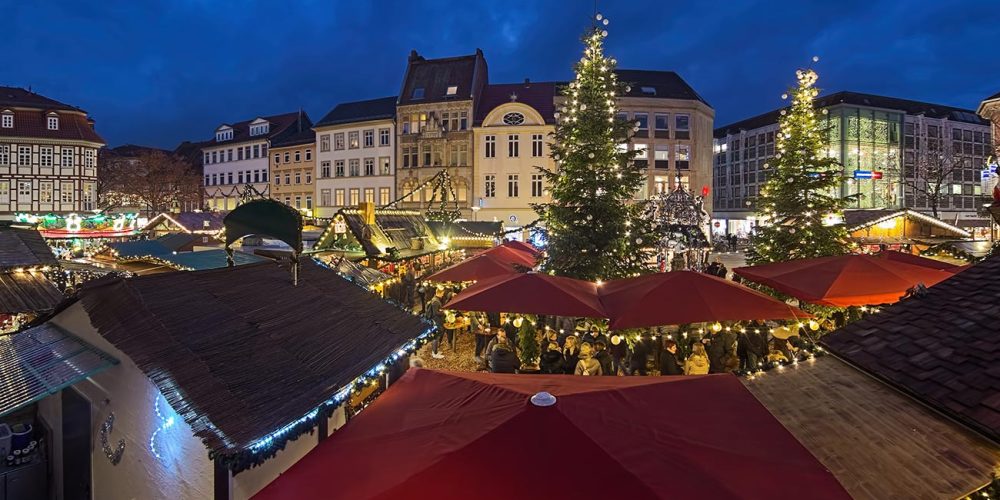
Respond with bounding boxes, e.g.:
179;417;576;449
746;65;850;265
536;15;655;281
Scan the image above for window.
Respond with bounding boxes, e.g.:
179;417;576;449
508;134;519;157
274;153;281;165
485;135;496;158
211;174;218;185
321;161;331;178
634;113;649;130
507;174;519;197
349;188;360;205
379;187;391;205
334;133;345;150
0;145;8;165
284;152;291;163
379;156;391;175
459;111;468;130
60;181;74;203
335;160;345;177
39;147;53;167
349;159;360;176
294;151;301;162
212;151;218;164
47;115;59;130
503;112;525;126
412;87;425;99
294;173;301;184
239;171;246;184
634;143;648;160
364;158;375;176
306;171;312;184
655;113;669;131
335;189;345;206
227;149;233;161
1;113;12;128
379;128;390;146
82;183;95;210
254;170;261;182
39;182;53;203
320;134;330;152
363;129;374;148
238;148;244;161
531;134;543;157
531;174;543;197
227;172;233;184
449;143;468;166
402;146;413;168
654;145;669;168
675;114;690;139
348;131;360;149
204;152;211;164
423;145;432;166
484;174;496;197
364;188;375;203
250;123;269;136
305;149;311;161
321;189;332;206
18;181;32;198
294;196;301;208
18;146;30;166
446;85;458;96
676;144;690;169
253;145;260;158
305;196;313;210
205;174;210;186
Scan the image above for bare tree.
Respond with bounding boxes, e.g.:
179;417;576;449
99;151;202;216
899;141;965;218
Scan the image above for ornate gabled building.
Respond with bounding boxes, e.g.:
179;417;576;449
395;49;488;216
0;86;104;217
201;111;303;211
269;114;316;215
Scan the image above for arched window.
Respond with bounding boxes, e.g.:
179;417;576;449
502;112;525;126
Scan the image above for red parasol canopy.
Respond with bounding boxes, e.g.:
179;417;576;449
733;254;955;307
253;369;849;500
501;239;539;256
599;271;811;329
479;245;537;267
876;250;964;273
444;272;605;317
425;253;517;283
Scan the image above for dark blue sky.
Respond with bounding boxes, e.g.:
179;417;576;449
5;0;998;149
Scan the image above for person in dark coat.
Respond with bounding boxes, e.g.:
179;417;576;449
705;328;736;373
562;335;580;374
629;336;650;376
659;339;683;375
503;316;519;347
580;327;608;350
539;342;564;374
608;334;627;375
593;341;614;376
489;340;520;374
737;328;766;373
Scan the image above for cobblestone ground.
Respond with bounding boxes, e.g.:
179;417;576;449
414;329;485;372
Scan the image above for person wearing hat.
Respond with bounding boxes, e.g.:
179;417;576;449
581;326;608;350
424;288;446;359
608;334;627;376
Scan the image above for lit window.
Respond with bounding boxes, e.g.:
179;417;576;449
446;85;458;96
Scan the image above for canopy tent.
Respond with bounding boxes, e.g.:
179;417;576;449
600;271;810;329
500;240;539;256
733;254;955;307
875;250;963;272
444;272;604;318
425;252;518;283
478;245;537;268
253;369;849;500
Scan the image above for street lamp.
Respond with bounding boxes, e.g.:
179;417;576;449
471;205;480;221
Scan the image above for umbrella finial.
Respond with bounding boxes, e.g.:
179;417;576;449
530;392;557;407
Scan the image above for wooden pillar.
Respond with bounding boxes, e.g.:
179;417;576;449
214;457;231;500
317;413;329;443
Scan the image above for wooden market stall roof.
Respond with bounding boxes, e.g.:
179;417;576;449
425;220;501;248
745;356;999;499
77;259;431;464
0;272;65;314
316;208;443;261
822;253;1000;443
0;227;59;270
844;208;971;241
142;211;227;234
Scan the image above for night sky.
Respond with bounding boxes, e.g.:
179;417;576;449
6;0;998;149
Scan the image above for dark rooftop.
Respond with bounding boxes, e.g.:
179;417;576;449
0;86;83;112
270;114;315;148
474;82;557;125
822;253;1000;443
315;96;397;128
0;272;64;314
398;49;488;106
716;91;989;138
614;69;711;106
207;111;305;146
0;228;59;270
143;211;227;232
106;144;173;157
78;259;431;458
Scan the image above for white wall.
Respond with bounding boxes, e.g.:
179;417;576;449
38;302;351;500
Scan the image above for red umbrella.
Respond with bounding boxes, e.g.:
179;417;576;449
425;253;517;283
599;271;810;329
501;239;539;256
734;254;955;307
253;369;850;500
444;272;605;317
479;245;537;268
876;250;964;273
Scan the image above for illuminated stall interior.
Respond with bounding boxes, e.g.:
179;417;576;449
844;208;971;252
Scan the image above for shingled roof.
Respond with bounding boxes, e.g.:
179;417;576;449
398;49;488;106
0;228;59;270
716;91;988;138
821;254;1000;443
77;260;431;459
474;81;557;126
315;96;397;128
614;69;710;106
0;86;82;112
0;87;105;144
207;111;304;147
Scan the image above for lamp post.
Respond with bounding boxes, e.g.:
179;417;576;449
471;205;480;221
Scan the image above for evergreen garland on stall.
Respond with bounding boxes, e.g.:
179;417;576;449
535;15;655;281
746;64;851;265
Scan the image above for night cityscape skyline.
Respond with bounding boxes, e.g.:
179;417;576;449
5;0;999;148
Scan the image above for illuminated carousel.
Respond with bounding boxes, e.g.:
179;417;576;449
647;185;712;272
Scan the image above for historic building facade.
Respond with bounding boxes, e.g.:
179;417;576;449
0;86;104;217
471;81;556;233
313;97;396;218
269;120;316;216
395;49;488;217
201;112;302;211
713;92;993;235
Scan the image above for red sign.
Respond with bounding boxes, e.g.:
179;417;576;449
701;186;710;197
872;171;883;180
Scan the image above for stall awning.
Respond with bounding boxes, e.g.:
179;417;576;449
0;323;118;417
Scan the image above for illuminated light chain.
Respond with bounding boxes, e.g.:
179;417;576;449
149;394;177;460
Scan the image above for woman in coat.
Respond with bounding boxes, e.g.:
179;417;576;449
684;342;710;375
562;335;580;374
574;343;603;376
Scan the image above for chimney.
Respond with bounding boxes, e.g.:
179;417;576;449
87;117;96;129
409;50;422;62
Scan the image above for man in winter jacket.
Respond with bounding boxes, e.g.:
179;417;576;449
424;292;445;359
489;341;520;373
659;340;683;375
629;336;650;376
609;335;627;375
705;329;736;373
593;341;614;376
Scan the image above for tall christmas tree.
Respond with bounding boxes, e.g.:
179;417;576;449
746;65;850;265
536;15;654;281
